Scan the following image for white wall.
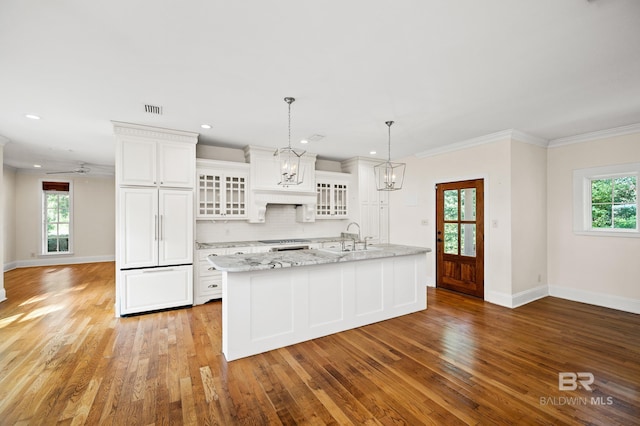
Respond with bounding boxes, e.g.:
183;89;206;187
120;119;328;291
547;132;640;313
13;172;115;266
510;140;547;302
389;138;514;306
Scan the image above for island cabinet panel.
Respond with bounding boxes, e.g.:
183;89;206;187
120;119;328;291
249;274;295;339
308;268;344;327
221;252;427;361
354;262;384;316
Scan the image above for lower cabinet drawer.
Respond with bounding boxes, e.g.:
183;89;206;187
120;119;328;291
200;276;222;293
119;265;193;315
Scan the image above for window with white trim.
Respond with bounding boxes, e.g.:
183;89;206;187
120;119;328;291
573;163;639;237
42;181;73;254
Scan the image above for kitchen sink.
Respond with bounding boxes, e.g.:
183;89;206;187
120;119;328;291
318;246;382;254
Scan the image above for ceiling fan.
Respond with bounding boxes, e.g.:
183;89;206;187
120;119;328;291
46;163;91;175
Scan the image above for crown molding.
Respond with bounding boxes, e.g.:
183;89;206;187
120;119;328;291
414;129;547;158
548;122;640;148
112;121;199;144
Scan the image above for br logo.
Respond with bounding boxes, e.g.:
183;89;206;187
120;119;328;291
558;372;594;391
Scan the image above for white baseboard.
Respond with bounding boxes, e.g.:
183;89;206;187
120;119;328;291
485;290;513;308
10;255;115;269
426;275;435;287
3;261;18;272
0;288;6;302
512;285;549;308
548;285;640;315
486;285;548;309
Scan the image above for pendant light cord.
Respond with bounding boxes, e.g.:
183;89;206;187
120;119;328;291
386;120;394;162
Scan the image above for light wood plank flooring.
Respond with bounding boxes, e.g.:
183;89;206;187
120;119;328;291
1;262;638;425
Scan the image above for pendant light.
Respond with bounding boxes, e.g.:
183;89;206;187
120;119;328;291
374;121;405;191
274;97;305;186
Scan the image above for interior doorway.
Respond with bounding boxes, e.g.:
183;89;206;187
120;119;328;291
435;179;484;298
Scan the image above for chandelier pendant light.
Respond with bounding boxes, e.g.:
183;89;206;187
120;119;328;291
274;97;305;186
374;121;406;191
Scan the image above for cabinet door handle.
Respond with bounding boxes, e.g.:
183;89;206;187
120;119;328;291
154;215;158;240
143;268;174;273
207;284;219;288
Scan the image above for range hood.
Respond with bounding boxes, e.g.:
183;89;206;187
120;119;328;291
244;146;318;223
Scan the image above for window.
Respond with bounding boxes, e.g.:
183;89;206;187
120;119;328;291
573;163;639;237
590;177;636;229
42;181;73;254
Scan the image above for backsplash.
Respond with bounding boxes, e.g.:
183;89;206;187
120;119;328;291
196;204;350;243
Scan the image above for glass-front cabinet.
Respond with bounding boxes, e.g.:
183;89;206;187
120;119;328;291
315;171;351;219
196;159;249;219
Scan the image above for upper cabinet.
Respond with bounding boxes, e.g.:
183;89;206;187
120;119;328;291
315;171;351;219
196;159;249;219
114;122;197;188
341;158;389;243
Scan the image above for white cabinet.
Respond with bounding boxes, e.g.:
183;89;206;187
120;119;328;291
113;122;197;317
196;159;249;219
341;158;389;243
120;265;193;315
195;245;255;305
315;171;351;219
115;123;196;188
119;187;193;269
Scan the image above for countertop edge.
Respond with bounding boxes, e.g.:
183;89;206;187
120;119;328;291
207;244;431;272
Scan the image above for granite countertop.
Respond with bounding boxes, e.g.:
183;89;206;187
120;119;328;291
196;236;344;250
206;244;431;272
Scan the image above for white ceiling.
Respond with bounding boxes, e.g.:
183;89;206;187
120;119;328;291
1;0;639;174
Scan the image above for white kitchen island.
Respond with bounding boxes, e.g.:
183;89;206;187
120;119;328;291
208;244;430;361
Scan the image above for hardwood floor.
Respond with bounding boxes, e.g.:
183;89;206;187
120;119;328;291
1;263;638;425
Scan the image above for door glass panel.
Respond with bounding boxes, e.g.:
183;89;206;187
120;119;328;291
461;188;476;221
461;224;476;257
444;223;458;254
444;190;458;220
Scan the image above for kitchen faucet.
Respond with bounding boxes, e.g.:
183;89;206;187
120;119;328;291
346;222;361;249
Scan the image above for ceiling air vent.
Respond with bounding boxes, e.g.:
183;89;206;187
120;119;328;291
144;104;163;115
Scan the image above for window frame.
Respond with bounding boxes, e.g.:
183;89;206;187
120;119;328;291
573;163;639;237
41;179;74;255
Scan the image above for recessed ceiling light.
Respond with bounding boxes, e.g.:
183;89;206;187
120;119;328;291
300;139;308;144
370;151;377;155
200;124;212;129
25;114;41;120
33;164;42;168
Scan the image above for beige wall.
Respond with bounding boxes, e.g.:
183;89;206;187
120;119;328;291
0;144;4;301
510;140;547;296
547;132;640;310
389;138;515;305
3;166;17;267
13;172;115;265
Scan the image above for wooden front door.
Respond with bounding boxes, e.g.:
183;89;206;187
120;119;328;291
436;179;484;298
